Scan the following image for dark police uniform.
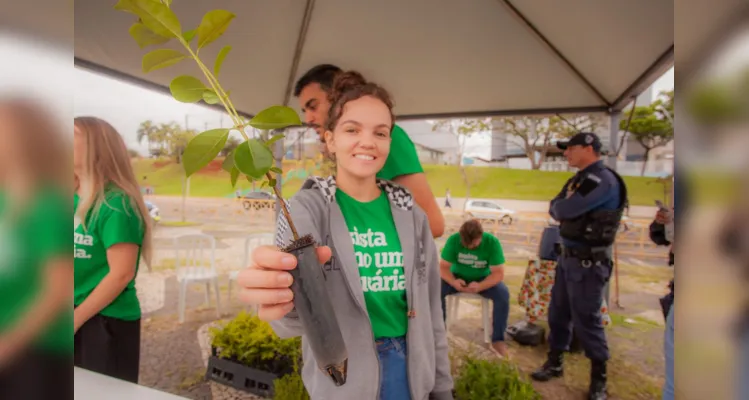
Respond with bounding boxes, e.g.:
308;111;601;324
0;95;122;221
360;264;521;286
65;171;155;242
531;133;628;400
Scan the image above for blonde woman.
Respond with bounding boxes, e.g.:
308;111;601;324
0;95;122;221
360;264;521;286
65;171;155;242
0;98;73;400
73;116;152;383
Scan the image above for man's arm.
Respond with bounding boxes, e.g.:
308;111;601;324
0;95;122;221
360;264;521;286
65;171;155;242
394;173;445;238
549;177;574;220
476;265;504;292
477;236;506;291
380;125;444;238
550;173;614;220
440;259;459;286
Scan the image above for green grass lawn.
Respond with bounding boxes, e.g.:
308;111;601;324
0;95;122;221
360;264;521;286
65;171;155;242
134;158;671;205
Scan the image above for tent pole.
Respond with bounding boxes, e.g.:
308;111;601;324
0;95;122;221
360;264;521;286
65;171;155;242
607;111;621;171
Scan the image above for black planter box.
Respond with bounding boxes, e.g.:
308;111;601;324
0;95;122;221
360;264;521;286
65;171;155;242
205;347;286;398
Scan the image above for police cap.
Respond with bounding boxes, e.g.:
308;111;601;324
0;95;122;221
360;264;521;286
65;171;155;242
556;132;602;152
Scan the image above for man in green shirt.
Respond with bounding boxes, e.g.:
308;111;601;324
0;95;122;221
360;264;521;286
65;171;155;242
440;219;510;357
294;64;444;238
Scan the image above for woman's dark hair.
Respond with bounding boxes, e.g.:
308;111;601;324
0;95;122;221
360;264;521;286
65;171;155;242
459;219;484;247
323;71;395;134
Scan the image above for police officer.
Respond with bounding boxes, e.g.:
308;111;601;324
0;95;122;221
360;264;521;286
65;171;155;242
530;132;628;400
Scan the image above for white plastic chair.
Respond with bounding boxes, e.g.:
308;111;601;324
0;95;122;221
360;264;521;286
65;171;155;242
446;293;492;344
174;234;221;323
227;233;275;302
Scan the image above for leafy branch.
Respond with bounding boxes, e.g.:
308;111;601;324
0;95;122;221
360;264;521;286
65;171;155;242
115;0;302;238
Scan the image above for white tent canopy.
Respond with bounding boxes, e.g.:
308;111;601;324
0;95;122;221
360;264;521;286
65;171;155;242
69;0;682;119
5;0;747;119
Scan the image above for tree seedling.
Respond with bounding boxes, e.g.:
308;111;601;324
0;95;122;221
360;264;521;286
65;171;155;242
115;0;347;386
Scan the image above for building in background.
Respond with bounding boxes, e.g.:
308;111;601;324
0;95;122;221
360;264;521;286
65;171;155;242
414;142;445;164
397;120;461;164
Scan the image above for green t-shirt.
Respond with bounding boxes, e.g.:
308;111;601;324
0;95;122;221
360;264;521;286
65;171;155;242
0;188;73;354
441;232;505;283
335;189;408;339
377;124;424;181
74;188;145;321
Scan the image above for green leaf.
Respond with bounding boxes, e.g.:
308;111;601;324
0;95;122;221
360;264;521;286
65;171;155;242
129;22;170;48
203;90;220;105
182;128;230;177
268;178;277;187
142;49;186;73
260;181;268;188
222;150;235;172
230;167;240;188
249;106;302;130
265;134;285;147
196;10;235;50
161;0;171;7
114;0;181;38
170;76;207;103
269;167;283;174
214;45;231;77
234;139;273;180
183;29;197;43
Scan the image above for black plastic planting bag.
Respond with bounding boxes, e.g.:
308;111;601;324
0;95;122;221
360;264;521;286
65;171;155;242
283;234;348;386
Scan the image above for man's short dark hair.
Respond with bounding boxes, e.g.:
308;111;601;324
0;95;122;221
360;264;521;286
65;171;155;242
459;219;484;248
293;64;343;97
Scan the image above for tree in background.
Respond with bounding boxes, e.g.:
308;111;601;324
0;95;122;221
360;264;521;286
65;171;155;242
432;118;485;210
552;113;607;138
137;120;162;157
686;72;746;126
492;116;567;170
168;127;197;164
619;91;674;176
137;119;200;162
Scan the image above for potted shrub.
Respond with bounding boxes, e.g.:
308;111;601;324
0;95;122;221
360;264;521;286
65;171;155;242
273;369;311;400
206;312;306;397
453;355;541;400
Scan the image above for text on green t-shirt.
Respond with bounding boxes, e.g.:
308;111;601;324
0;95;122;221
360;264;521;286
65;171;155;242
440;232;505;283
74;188;145;321
336;189;408;339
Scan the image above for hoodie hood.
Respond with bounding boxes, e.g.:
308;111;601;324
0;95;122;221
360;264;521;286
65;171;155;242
299;176;415;211
275;176;415;250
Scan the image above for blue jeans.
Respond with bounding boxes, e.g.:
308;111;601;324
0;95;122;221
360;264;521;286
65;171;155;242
663;304;674;400
739;320;749;400
377;337;411;400
440;279;510;343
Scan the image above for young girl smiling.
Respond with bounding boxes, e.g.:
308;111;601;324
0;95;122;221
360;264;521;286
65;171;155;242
239;71;453;400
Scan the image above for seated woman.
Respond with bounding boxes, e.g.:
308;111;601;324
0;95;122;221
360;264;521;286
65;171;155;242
439;219;510;357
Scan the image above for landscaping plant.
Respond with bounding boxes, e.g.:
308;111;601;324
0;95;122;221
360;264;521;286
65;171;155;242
114;0;348;387
454;356;541;400
209;312;301;376
273;370;311;400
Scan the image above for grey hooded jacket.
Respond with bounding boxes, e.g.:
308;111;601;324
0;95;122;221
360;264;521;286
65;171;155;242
271;176;454;400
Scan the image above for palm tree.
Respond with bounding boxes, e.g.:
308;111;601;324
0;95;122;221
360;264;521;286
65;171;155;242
137;120;158;156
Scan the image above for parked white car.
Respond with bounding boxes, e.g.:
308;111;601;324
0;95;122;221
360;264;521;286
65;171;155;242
464;200;516;224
